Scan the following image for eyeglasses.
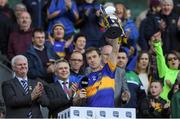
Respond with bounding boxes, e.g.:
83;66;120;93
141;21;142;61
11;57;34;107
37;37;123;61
70;59;83;62
117;56;126;59
168;57;178;61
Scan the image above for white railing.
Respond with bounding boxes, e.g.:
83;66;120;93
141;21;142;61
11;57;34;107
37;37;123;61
58;106;136;119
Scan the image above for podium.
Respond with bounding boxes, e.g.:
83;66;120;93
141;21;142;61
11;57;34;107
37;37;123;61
58;107;136;119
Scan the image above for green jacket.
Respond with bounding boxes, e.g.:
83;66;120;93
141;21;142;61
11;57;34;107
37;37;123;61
171;90;180;118
154;42;180;101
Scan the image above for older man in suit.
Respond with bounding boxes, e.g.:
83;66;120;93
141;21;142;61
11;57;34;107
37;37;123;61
2;55;49;118
45;59;78;118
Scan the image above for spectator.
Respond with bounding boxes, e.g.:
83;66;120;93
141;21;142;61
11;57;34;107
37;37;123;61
151;31;180;101
117;48;146;115
49;23;74;59
139;80;170;118
45;59;78;118
115;3;139;50
7;11;33;60
148;37;162;80
13;3;27;30
138;0;161;51
14;3;27;20
145;0;180;53
0;0;15;55
69;51;84;78
101;45;113;66
168;72;180;118
24;28;57;83
22;0;50;28
2;55;49;118
47;0;79;38
77;0;103;48
115;3;139;71
136;51;151;94
65;33;87;60
73;33;86;54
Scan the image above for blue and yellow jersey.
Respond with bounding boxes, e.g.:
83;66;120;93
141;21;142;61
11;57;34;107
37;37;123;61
85;61;116;107
53;41;66;58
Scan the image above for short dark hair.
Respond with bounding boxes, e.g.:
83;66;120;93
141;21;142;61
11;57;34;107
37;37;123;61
118;47;128;58
73;33;86;43
32;27;45;37
151;80;163;87
85;47;101;56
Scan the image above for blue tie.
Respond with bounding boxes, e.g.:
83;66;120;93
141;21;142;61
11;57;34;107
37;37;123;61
21;80;32;118
21;80;29;95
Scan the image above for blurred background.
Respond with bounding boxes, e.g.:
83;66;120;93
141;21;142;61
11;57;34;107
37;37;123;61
8;0;148;19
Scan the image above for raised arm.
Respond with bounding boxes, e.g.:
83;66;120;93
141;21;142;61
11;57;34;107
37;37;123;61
108;37;120;71
151;32;168;78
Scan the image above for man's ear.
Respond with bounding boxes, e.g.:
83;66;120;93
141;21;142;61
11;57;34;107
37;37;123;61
32;37;35;44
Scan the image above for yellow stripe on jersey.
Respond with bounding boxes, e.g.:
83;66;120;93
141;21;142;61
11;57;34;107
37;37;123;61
86;76;115;97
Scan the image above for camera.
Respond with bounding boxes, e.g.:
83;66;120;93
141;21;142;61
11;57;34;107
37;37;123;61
100;4;127;44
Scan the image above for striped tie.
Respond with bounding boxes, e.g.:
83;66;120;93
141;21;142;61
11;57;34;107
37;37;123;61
21;80;32;118
62;82;71;98
21;80;28;95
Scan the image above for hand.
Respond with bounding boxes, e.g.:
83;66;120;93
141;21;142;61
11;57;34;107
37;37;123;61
48;34;55;45
164;102;170;109
65;0;72;10
47;63;55;73
128;46;135;57
121;91;130;102
150;99;156;108
65;35;74;48
166;80;172;88
31;82;43;100
125;29;131;39
159;19;166;31
96;10;100;16
47;10;61;19
177;17;180;30
79;89;87;99
150;32;161;43
69;82;79;97
70;82;78;92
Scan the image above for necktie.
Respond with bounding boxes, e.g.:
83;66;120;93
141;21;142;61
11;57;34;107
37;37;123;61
62;82;71;98
21;80;32;118
21;80;29;95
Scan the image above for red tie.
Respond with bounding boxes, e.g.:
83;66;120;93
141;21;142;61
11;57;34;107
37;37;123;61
62;82;71;97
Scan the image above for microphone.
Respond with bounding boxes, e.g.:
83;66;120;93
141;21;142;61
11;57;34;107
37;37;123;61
80;76;89;88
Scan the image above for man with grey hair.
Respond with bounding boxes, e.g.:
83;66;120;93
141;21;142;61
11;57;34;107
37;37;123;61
2;55;49;118
14;3;27;19
7;11;33;60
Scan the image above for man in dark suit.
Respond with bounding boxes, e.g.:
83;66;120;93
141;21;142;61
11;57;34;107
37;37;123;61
45;59;78;118
2;55;49;118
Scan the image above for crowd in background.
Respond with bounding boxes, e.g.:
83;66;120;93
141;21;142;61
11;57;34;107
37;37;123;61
0;0;180;118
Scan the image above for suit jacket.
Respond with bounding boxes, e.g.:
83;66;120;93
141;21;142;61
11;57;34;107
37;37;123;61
114;67;130;107
45;80;73;118
2;77;49;118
